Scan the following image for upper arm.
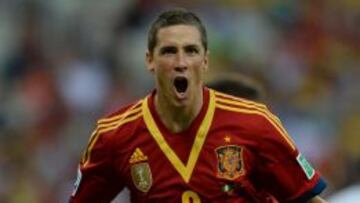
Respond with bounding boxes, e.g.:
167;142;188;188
70;128;124;203
252;108;326;202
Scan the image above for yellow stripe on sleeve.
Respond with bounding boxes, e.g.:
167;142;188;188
97;107;142;129
215;91;267;108
82;111;143;166
215;100;296;151
214;91;283;122
97;100;143;124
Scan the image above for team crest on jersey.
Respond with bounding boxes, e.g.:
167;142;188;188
215;145;244;180
130;148;152;192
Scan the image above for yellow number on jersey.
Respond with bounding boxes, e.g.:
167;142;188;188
182;190;201;203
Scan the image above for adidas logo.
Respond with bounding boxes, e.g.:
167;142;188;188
129;148;148;164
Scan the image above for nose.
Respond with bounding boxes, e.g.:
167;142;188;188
174;52;187;72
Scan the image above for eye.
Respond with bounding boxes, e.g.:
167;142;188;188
160;47;177;55
185;46;199;55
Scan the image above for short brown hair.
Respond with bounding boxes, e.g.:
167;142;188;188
207;73;266;102
147;8;208;54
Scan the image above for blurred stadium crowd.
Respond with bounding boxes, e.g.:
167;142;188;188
0;0;359;202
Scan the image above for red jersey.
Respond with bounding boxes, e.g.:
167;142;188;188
70;88;326;203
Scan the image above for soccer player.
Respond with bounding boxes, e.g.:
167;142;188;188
70;8;327;203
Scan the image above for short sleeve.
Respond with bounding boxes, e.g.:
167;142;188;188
252;110;326;202
70;128;124;203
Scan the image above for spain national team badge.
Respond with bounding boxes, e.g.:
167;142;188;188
215;145;244;180
130;148;153;192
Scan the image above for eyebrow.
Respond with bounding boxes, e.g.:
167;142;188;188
159;46;177;53
184;44;200;50
159;44;201;52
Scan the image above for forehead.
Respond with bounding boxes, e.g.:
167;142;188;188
156;25;202;48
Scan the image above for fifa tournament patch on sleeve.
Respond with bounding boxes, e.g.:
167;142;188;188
296;153;315;180
72;166;82;196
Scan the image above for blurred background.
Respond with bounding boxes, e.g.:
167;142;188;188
0;0;359;202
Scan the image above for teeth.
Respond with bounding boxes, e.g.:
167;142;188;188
174;77;188;93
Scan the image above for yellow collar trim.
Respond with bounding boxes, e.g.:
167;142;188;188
142;90;216;183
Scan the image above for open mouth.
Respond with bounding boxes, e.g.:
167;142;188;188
174;76;188;94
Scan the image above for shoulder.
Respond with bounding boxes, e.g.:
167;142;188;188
212;90;296;152
94;99;145;145
95;99;145;141
97;99;144;132
81;99;145;165
213;89;271;123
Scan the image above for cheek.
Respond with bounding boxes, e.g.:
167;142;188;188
153;60;168;75
193;61;206;80
154;62;172;86
155;58;173;72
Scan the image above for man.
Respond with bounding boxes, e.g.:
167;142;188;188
70;8;327;203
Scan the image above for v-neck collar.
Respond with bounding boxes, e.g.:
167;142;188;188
142;88;216;183
148;88;209;137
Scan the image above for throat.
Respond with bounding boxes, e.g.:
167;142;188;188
166;121;190;134
158;103;194;133
155;92;203;134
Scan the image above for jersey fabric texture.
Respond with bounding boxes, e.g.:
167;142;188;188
70;88;326;203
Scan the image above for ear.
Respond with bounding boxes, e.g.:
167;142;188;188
146;50;155;73
203;50;209;72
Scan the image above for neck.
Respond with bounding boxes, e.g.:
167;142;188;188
154;89;203;133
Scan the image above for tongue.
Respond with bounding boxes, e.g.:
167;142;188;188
174;77;188;93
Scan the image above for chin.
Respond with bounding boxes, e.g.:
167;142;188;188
172;97;189;108
171;93;191;108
